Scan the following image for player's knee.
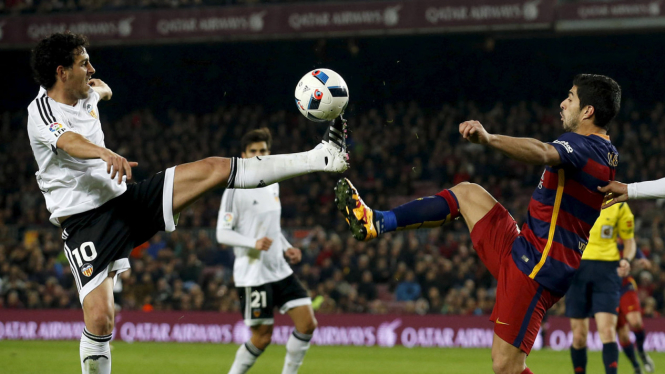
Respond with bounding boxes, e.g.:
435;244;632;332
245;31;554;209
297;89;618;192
572;332;587;348
300;317;317;335
598;325;617;342
87;309;114;335
492;356;523;374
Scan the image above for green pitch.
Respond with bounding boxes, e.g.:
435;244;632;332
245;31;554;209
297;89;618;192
1;340;660;373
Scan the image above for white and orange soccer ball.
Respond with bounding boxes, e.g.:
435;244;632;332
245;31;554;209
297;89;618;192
294;69;349;122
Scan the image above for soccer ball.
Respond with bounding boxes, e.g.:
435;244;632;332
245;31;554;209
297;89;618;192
294;69;349;122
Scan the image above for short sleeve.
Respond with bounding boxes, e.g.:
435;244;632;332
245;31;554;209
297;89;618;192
27;97;73;148
217;189;239;230
548;132;590;169
617;203;635;240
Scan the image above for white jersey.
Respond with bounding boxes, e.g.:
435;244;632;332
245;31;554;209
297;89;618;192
27;87;126;226
216;183;293;287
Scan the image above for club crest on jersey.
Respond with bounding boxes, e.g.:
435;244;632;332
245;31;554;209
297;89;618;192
82;263;94;277
253;310;261;317
86;104;98;119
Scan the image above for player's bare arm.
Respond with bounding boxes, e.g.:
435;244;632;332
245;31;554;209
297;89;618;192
56;132;137;183
618;237;635;277
88;78;112;100
459;120;561;166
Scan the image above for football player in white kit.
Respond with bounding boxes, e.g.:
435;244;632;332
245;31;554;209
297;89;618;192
27;32;349;374
218;128;332;374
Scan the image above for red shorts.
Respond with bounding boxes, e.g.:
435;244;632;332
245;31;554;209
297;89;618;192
617;289;641;329
471;203;561;355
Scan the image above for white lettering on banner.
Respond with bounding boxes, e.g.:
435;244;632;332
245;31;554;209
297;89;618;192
288;6;401;30
157;12;265;35
120;322;233;344
425;1;540;24
0;321;85;340
27;18;134;40
577;3;660;19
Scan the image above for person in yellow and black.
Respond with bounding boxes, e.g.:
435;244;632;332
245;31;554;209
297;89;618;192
566;202;635;374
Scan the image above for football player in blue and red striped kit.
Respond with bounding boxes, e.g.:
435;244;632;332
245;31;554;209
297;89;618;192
335;74;621;374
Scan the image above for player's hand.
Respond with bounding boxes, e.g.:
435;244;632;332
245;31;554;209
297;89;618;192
255;237;273;251
100;149;138;185
598;181;629;209
635;258;652;270
459;120;491;145
88;79;112;100
617;258;631;277
284;247;302;264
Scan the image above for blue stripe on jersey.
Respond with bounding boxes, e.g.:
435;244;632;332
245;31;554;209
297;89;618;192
512;237;575;295
525;214;586;255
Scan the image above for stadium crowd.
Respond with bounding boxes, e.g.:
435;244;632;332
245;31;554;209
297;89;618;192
1;99;665;317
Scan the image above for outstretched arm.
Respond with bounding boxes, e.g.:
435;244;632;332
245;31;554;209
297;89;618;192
598;178;665;208
459;120;561;166
56;132;137;184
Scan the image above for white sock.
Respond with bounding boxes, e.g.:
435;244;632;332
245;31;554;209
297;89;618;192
228;145;331;189
228;341;263;374
282;330;313;374
80;328;112;374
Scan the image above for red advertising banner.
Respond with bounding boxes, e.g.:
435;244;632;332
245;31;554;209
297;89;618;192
0;0;557;47
3;309;665;352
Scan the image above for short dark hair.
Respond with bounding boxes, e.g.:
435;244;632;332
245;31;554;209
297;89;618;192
30;32;89;90
241;128;272;153
573;74;621;129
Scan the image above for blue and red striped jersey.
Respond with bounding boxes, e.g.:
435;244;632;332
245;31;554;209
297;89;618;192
511;132;618;295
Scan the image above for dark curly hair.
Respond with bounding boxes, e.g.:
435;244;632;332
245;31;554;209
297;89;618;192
573;74;621;130
30;32;89;90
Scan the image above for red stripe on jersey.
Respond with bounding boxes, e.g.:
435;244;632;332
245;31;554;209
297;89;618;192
521;224;545;254
556;209;592;239
563;179;604;209
541;169;559;190
582;158;611;181
528;198;554;224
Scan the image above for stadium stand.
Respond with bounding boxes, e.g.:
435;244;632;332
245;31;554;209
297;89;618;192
2;99;665;316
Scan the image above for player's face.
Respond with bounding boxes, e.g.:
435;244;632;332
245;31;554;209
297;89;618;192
242;141;270;159
64;48;95;100
560;86;582;131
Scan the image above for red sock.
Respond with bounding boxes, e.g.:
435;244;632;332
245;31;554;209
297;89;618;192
521;368;533;374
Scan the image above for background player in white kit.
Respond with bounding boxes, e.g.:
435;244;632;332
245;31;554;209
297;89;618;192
27;32;348;374
217;128;320;374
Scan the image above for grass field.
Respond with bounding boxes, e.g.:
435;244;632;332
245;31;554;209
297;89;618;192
1;340;661;373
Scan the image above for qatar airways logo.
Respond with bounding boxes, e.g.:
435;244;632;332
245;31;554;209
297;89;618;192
288;5;401;30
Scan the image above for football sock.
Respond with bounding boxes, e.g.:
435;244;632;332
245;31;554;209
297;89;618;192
374;189;460;235
228;341;263;374
80;328;112;374
228;145;334;189
634;329;646;354
570;346;587;374
521;368;534;374
282;330;313;374
602;342;619;374
323;119;345;151
621;341;640;369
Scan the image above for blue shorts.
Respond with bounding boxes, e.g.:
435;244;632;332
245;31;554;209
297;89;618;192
565;260;621;318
